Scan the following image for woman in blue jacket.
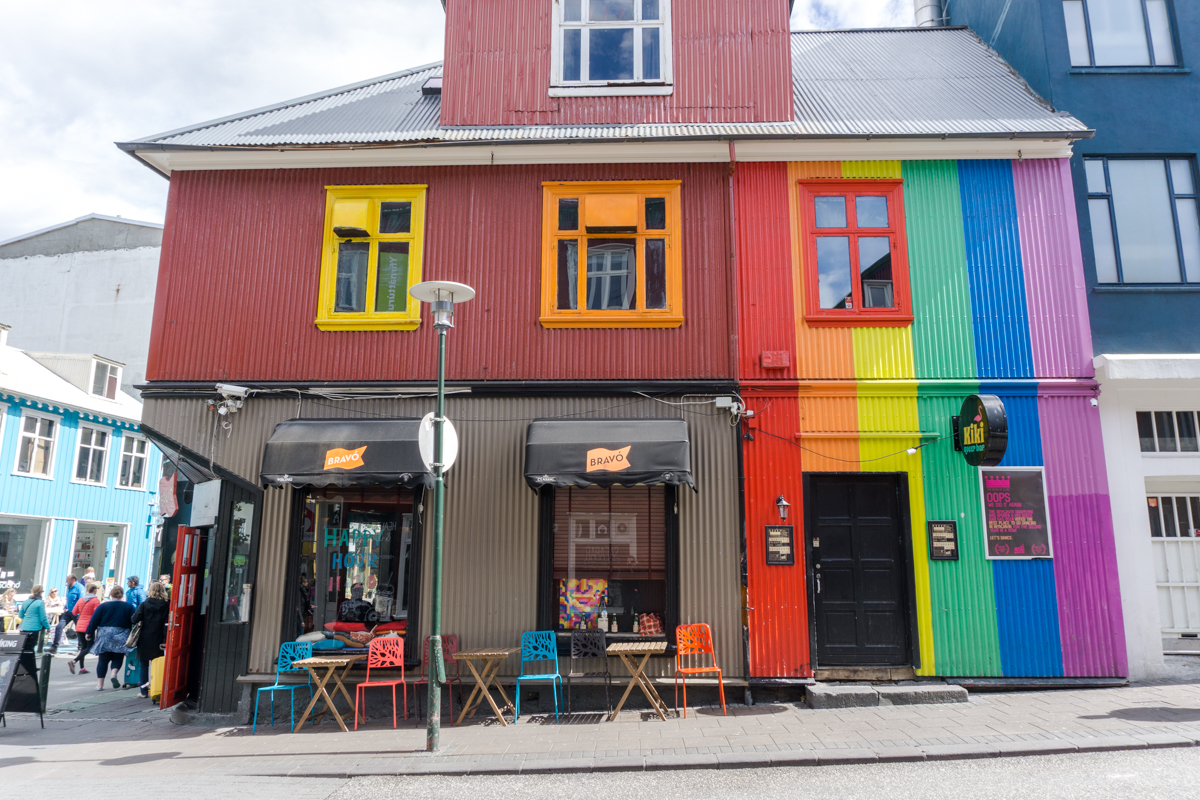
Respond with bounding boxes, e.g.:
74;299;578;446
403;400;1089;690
19;585;51;651
85;585;134;691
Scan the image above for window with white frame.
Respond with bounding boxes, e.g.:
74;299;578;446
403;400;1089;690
554;0;671;91
91;360;120;400
1086;157;1200;284
1138;411;1200;453
1062;0;1177;67
74;425;109;485
119;435;149;489
16;414;56;477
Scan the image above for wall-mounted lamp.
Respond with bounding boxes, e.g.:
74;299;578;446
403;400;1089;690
776;496;790;521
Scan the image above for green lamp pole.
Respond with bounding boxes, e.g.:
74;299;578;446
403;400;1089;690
409;279;474;753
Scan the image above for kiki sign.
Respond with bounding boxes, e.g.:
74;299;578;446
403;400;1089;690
955;395;1008;467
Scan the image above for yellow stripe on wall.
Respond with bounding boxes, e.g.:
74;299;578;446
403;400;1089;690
853;327;915;380
842;160;903;179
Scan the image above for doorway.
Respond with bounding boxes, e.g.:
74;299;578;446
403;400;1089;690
71;523;126;590
806;473;913;667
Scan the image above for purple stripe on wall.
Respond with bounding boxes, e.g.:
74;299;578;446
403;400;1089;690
1012;159;1095;379
1037;392;1127;677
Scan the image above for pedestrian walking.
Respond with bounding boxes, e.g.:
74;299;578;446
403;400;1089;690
1;588;17;632
130;581;169;699
18;585;51;651
125;576;146;609
48;574;81;654
68;583;102;674
86;585;134;691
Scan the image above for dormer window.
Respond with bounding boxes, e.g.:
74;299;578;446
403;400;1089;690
92;360;120;399
552;0;673;97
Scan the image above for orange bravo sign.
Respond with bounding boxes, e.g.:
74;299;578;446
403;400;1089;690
324;446;367;470
586;446;631;472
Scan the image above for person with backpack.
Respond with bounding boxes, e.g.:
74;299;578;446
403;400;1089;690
86;585;134;691
130;581;170;699
48;574;81;654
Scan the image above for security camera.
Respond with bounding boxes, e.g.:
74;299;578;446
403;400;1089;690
216;383;250;399
1089;397;1099;408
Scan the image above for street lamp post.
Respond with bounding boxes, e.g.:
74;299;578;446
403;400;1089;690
409;280;475;753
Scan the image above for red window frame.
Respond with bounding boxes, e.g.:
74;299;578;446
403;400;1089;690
797;179;912;327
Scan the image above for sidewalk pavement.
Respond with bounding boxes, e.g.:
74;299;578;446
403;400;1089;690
1;655;1199;780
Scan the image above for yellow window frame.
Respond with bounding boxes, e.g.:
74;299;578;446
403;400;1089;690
540;181;684;328
315;185;427;331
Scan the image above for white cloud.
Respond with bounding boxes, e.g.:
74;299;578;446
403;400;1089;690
0;1;913;242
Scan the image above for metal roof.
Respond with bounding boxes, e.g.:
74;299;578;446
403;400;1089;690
120;27;1086;154
0;214;163;249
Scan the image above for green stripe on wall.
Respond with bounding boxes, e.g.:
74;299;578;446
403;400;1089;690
902;161;977;380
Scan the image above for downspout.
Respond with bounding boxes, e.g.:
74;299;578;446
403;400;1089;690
914;0;945;27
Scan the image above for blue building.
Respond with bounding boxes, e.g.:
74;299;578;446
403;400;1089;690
941;0;1200;678
0;324;161;603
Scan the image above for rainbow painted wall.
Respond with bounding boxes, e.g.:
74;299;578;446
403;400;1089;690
737;158;1127;679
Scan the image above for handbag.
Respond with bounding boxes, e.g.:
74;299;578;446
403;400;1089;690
126;621;142;648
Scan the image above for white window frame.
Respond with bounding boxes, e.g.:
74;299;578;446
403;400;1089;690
550;0;674;97
117;433;150;491
13;410;59;480
1062;0;1178;68
72;423;111;487
90;359;122;400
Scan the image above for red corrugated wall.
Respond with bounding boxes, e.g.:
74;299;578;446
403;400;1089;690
440;0;794;127
146;164;734;383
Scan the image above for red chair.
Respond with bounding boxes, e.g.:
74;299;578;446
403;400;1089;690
674;623;726;718
354;637;407;729
411;634;463;720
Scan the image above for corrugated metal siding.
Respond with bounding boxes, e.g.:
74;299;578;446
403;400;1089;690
852;328;915;380
247;487;292;674
735;162;797;382
47;519;76;594
796;388;859;471
1037;392;1126;677
143;394;743;677
841;161;902;180
958;160;1035;380
148;164;734;383
1012;159;1094;379
902;160;976;380
440;0;793;127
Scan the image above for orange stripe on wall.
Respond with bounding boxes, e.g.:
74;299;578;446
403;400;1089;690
797;382;860;471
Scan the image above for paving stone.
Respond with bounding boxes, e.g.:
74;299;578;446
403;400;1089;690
805;684;879;709
1074;735;1149;752
877;685;969;706
994;741;1079;757
921;743;1001;760
815;747;879;765
871;746;926;762
1133;733;1198;748
591;756;645;772
520;757;594;774
769;749;820;767
716;751;771;769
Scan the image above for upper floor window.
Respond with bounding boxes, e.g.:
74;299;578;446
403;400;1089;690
796;180;912;327
1086;158;1200;285
119;435;149;490
92;360;120;399
540;181;683;328
1138;410;1200;453
74;425;109;485
316;185;426;331
552;0;673;96
1147;495;1200;537
1063;0;1177;67
15;413;56;477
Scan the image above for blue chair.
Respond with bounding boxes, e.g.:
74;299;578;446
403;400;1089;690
252;641;314;733
514;630;562;722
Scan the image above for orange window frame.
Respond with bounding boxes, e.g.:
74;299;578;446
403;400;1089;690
540;181;684;328
797;179;912;327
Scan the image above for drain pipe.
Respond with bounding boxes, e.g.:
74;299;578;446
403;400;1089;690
914;0;945;27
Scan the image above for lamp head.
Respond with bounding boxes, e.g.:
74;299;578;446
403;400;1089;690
775;495;790;521
409;280;476;330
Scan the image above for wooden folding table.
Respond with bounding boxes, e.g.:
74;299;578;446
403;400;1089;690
291;654;365;732
607;641;670;721
452;647;518;726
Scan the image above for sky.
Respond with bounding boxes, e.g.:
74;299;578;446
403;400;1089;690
0;1;914;242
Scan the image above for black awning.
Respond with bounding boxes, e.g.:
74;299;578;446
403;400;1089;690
524;418;695;491
261;418;432;489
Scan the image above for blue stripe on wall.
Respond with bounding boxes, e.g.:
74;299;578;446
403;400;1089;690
958;160;1035;379
47;519;76;595
982;385;1064;677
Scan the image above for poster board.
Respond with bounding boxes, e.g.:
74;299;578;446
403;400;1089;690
980;467;1053;559
928;521;959;561
765;525;795;565
0;633;43;718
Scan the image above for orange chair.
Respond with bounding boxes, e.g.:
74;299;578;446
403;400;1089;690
354;637;407;729
674;623;726;718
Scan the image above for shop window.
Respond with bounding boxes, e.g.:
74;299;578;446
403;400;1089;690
0;520;48;593
221;501;255;623
552;0;672;96
118;435;149;489
69;524;124;587
316;185;426;331
1137;411;1200;453
541;181;683;328
15;412;56;477
797;180;912;327
1148;495;1200;537
91;360;121;399
1062;0;1176;67
73;425;110;485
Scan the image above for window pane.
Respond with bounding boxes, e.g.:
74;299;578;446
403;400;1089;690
645;239;667;309
642;27;661;80
1108;160;1181;283
855;196;889;228
564;0;582;21
1176;199;1200;282
1085;159;1108;193
1177;412;1199;452
858;237;893;308
564;28;582;81
1088;0;1151;65
1063;1;1091;66
76;448;90;481
816;236;852;309
1137;411;1156;451
814;196;847;229
378;202;411;234
1155;410;1178;451
1147;497;1163;536
586;239;637;310
1163;496;1178;536
23;416;36;434
34;439;50;474
89;447;104;483
591;0;634;21
642;0;660;20
79;428;93;447
557;240;579;310
1145;0;1175;66
41;419;54;438
1088;199;1119;282
1192;498;1200;537
1180;497;1196;537
589;28;634;80
92;363;107;396
131;455;145;488
107;372;118;399
18;437;33;473
645;197;666;230
334;241;369;312
1170;160;1194;195
375;242;409;313
559;198;579;231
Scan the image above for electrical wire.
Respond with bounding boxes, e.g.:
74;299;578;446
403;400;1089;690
754;428;948;464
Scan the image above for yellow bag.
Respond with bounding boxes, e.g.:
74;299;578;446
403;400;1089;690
149;656;165;701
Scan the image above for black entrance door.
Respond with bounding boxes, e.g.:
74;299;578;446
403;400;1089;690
808;474;910;666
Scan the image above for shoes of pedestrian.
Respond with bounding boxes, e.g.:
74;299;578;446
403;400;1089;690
68;662;76;674
78;668;89;674
47;648;58;655
96;679;104;691
138;689;149;699
111;676;120;689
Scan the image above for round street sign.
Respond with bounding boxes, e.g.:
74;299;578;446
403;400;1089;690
418;412;460;473
959;394;1008;467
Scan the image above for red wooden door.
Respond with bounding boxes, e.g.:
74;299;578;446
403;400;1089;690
161;526;204;710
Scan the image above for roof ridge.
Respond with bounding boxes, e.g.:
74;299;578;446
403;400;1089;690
790;25;969;34
0;213;163;249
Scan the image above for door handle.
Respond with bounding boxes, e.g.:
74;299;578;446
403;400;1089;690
816;574;821;594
